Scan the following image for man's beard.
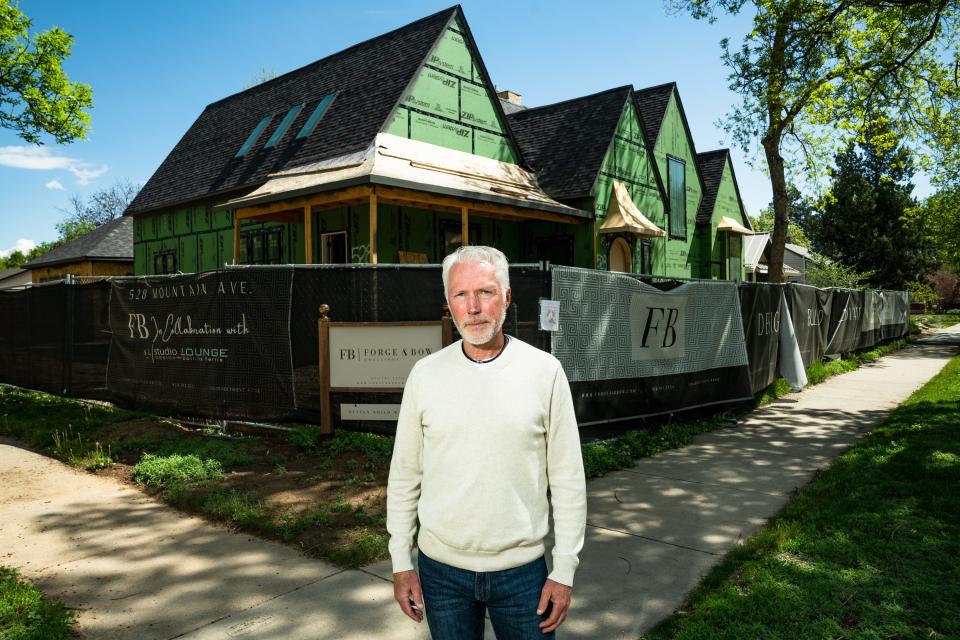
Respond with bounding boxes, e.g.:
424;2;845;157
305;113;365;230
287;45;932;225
455;305;508;346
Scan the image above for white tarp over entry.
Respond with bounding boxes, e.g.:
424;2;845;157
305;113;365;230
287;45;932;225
599;181;665;237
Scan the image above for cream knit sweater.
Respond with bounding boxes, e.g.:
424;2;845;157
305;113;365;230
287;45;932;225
387;337;586;586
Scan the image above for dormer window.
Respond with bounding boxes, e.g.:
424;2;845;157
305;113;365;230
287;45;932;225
235;115;273;158
265;104;304;148
297;93;337;139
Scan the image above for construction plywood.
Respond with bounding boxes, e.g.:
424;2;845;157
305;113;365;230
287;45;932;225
385;107;409;137
133;242;148;275
192;206;211;232
179;234;198;273
429;27;472;79
198;232;218;272
173;208;191;235
404;68;458;120
474;130;515;162
410;112;472;154
460;82;498;130
213;209;233;230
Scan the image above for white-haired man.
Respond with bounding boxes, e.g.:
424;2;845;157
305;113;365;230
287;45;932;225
387;245;586;639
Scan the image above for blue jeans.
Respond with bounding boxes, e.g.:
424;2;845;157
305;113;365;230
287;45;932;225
418;552;555;640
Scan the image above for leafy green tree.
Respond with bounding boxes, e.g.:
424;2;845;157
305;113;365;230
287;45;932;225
922;188;960;273
0;240;55;269
752;184;813;248
669;0;960;282
804;256;871;288
0;1;92;143
812;135;934;289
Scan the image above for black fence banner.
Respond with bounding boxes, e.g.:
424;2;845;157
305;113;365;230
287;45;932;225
739;283;783;394
107;269;296;419
787;284;833;368
826;289;866;354
551;266;752;424
880;290;910;340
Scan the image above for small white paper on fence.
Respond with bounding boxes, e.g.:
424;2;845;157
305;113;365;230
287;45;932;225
539;299;561;332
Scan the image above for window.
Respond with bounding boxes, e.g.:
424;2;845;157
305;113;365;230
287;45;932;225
440;220;481;259
535;235;575;267
154;249;177;274
321;230;348;264
640;240;654;275
667;156;687;238
235;115;273;158
239;228;284;265
297;93;336;139
265;104;304;148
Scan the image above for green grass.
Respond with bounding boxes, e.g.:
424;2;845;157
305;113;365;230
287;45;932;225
642;354;960;640
0;566;74;640
912;312;960;329
0;385;140;450
51;426;112;470
133;453;224;486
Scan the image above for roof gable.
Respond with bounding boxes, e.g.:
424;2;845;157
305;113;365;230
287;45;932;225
127;6;459;215
23;216;133;269
381;13;524;164
633;82;674;145
696;149;751;228
507;86;633;200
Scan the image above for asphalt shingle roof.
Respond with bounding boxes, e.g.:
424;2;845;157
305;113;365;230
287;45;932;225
507;86;633;201
127;6;460;215
23;216;133;269
633;82;675;145
696;149;728;225
0;267;27;282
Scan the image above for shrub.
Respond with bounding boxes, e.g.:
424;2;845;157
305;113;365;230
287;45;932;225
133;453;223;486
288;424;325;449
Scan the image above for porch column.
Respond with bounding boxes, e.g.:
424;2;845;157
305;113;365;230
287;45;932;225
461;206;469;247
369;186;378;264
304;205;313;264
232;212;240;265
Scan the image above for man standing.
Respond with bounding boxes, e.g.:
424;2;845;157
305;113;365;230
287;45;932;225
388;246;586;639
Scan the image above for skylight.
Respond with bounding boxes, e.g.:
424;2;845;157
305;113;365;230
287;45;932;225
235;115;273;158
296;93;336;139
265;104;303;149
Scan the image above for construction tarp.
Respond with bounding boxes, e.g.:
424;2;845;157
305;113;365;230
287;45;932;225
107;269;296;419
551;266;753;424
787;283;833;368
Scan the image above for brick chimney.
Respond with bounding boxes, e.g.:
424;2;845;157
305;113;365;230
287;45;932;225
497;90;522;105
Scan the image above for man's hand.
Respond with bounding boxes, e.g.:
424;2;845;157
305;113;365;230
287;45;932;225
537;579;572;633
393;570;425;623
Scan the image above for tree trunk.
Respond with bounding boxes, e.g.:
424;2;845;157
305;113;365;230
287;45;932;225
763;134;790;283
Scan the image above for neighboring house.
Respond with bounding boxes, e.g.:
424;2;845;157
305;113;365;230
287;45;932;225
22;216;134;283
743;233;802;282
0;267;31;289
126;5;752;280
784;242;815;283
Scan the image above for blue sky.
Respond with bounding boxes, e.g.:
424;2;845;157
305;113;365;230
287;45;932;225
0;1;928;258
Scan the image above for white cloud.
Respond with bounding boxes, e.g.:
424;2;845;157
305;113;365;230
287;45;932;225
0;238;36;259
0;146;73;170
0;145;110;186
68;163;110;185
45;179;65;190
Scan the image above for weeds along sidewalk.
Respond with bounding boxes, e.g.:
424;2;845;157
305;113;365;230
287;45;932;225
642;330;960;640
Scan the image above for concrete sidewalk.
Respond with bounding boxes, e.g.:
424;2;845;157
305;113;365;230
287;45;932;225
2;326;958;640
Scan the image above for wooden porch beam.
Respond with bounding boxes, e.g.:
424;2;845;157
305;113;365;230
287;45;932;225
369;186;378;265
232;213;240;265
304;205;313;264
461;205;469;247
234;185;372;220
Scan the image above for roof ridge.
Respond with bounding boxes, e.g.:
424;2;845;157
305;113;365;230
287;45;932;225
509;85;633;116
206;6;460;109
635;81;676;95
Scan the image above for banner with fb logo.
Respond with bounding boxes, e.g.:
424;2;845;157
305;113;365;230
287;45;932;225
107;269;296;418
551;267;752;425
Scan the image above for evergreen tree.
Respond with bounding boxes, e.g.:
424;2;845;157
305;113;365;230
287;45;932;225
813;136;932;289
